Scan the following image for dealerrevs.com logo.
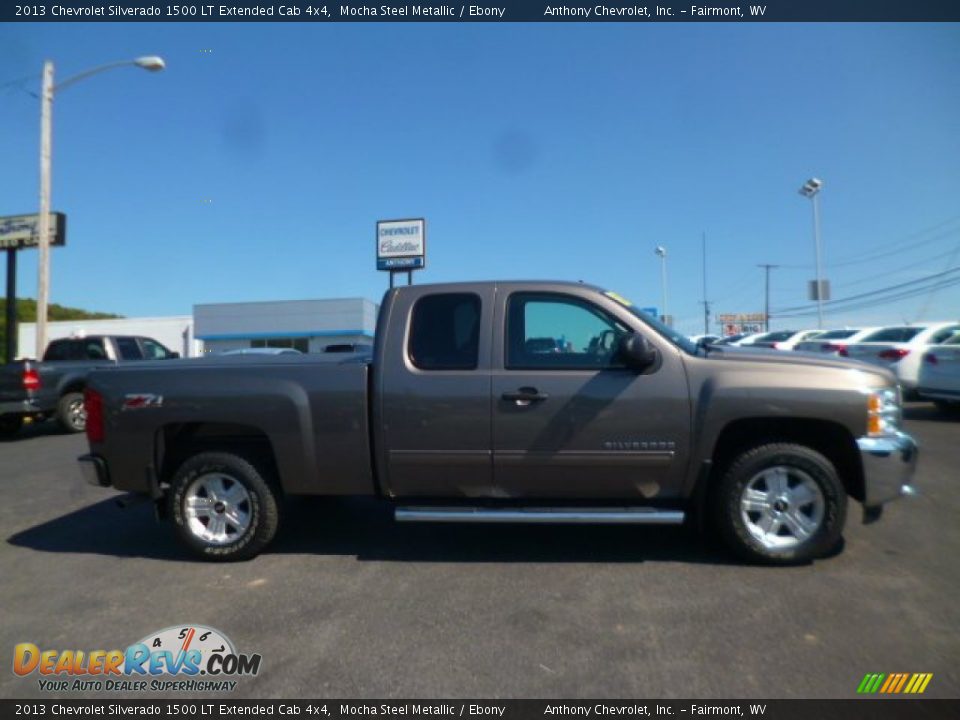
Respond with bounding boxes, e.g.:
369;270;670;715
13;625;261;692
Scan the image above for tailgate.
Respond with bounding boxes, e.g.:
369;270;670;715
0;362;29;404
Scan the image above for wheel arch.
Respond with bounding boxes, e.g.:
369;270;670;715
704;417;865;503
156;422;282;493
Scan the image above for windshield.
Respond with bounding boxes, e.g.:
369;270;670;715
604;290;699;355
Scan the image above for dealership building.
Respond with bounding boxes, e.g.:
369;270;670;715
194;297;378;354
17;297;378;359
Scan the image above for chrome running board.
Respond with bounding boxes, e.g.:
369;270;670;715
395;506;685;525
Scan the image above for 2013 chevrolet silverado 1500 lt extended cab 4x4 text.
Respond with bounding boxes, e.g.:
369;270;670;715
78;281;918;564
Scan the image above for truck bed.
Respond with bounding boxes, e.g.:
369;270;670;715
88;354;377;496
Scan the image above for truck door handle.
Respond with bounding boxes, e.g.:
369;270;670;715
502;387;549;406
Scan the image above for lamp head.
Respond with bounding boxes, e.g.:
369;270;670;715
134;56;166;72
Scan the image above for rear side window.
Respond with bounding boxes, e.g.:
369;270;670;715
863;327;923;343
115;337;143;360
408;293;481;370
43;340;74;361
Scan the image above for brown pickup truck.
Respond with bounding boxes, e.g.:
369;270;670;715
78;281;918;564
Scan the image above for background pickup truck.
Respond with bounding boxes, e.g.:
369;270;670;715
0;334;178;436
79;281;918;564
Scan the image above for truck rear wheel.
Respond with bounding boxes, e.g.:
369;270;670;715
168;451;281;561
714;443;847;565
57;392;87;433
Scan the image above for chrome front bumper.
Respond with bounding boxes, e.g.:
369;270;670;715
78;454;111;488
857;431;918;508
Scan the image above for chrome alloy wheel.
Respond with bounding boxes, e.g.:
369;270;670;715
183;473;252;545
739;466;825;549
68;398;87;430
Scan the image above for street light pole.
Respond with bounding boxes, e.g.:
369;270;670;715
655;245;668;325
34;56;165;359
799;177;825;329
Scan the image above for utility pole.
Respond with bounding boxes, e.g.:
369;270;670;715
36;60;54;359
699;232;710;334
757;264;778;331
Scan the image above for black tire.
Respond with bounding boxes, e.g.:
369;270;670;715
713;443;847;565
168;451;280;561
0;415;23;438
57;392;86;433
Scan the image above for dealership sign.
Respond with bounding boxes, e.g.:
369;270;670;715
377;218;425;271
0;212;66;250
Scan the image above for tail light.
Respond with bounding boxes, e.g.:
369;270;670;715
84;387;104;443
772;342;784;350
878;348;911;361
838;346;849;357
22;367;41;392
925;353;938;365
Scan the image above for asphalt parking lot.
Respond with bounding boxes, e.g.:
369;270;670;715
1;405;957;700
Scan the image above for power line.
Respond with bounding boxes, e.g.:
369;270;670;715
774;277;960;319
777;216;960;269
774;270;960;318
774;265;960;314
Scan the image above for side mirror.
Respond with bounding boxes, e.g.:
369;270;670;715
618;333;657;372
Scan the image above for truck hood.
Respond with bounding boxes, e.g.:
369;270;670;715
707;345;897;383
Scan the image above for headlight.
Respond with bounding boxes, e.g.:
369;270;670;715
867;387;902;436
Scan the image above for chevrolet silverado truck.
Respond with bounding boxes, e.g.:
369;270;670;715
0;335;178;436
78;281;918;564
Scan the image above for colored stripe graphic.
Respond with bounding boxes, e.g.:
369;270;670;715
857;673;932;694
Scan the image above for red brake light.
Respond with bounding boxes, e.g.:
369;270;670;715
878;348;911;361
924;353;938;365
22;367;41;391
838;346;849;357
84;387;104;443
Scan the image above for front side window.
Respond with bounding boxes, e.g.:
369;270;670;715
506;294;629;370
408;293;481;370
140;338;173;359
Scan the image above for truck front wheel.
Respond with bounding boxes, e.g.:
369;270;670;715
168;451;281;561
714;443;847;565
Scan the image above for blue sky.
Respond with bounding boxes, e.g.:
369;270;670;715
2;22;958;334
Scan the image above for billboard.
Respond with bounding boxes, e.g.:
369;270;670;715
0;213;67;250
376;218;425;271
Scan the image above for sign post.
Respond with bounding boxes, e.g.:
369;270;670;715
0;212;67;362
376;218;425;289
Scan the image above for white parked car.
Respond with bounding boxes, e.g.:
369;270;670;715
714;332;764;346
842;322;960;394
917;332;960;413
747;329;826;351
793;327;880;355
